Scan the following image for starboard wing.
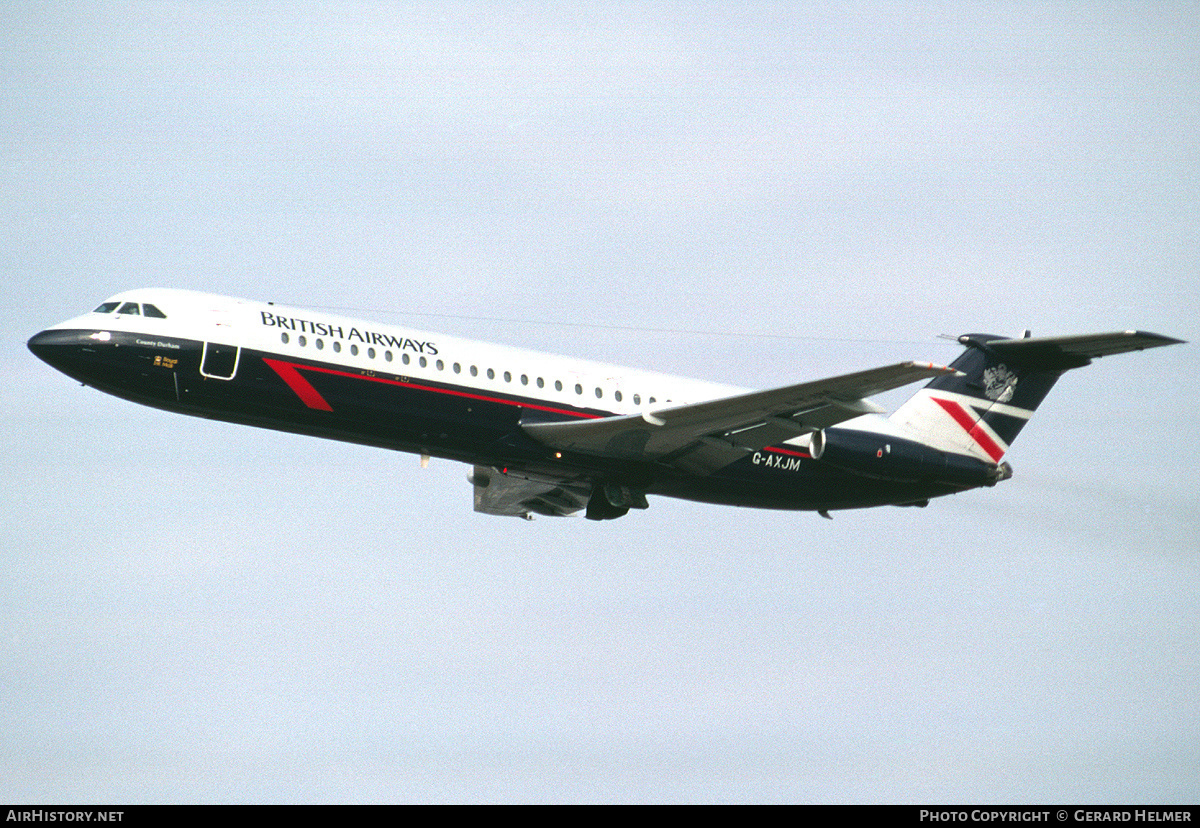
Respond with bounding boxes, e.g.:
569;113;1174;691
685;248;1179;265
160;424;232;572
521;361;957;475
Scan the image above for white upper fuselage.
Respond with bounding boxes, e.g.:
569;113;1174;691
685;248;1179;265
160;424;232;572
50;288;751;418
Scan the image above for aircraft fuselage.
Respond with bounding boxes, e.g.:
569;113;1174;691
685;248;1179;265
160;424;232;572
35;288;1175;519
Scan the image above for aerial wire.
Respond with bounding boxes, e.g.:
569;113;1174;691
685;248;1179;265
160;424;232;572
296;303;950;347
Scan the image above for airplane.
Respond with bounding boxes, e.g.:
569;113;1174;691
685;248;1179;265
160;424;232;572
28;288;1183;520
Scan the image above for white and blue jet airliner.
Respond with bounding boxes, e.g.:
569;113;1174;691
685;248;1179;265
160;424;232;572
29;289;1182;520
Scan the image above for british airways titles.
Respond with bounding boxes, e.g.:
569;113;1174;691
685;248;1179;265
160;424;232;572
260;311;438;355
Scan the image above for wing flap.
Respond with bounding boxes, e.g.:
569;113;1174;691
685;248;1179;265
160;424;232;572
471;465;592;518
523;361;956;469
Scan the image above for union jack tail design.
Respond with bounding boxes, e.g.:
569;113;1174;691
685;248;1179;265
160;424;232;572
889;330;1182;465
890;337;1054;463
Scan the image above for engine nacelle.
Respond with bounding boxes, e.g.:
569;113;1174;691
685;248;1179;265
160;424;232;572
585;482;649;521
809;428;1007;487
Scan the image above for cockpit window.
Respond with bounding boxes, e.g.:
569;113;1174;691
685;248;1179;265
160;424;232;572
92;300;167;317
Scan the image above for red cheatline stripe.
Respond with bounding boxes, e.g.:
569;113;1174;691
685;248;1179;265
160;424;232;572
264;358;604;420
930;397;1005;462
764;446;811;459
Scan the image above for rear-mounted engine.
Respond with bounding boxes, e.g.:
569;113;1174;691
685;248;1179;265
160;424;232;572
809;428;1009;488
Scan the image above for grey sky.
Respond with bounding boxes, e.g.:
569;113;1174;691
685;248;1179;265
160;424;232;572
3;1;1197;803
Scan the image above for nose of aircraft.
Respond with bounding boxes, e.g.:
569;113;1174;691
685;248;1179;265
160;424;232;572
27;328;91;374
27;329;58;364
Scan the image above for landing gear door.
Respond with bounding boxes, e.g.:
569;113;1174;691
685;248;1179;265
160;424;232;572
200;342;240;380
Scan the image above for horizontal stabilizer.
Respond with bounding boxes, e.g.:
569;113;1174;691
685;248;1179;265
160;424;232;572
960;330;1184;370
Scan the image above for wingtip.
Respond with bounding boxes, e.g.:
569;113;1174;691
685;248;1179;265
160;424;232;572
1141;331;1187;347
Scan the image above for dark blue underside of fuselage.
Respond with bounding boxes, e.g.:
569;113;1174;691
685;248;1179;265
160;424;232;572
28;329;970;512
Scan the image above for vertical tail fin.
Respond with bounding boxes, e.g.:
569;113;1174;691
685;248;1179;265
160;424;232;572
889;331;1183;463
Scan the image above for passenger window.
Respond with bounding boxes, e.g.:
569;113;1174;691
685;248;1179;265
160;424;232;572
142;304;167;319
94;302;120;314
117;302;140;316
555;380;563;391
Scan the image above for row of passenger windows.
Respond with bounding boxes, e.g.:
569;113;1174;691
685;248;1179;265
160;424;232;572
279;331;661;405
94;301;167;318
